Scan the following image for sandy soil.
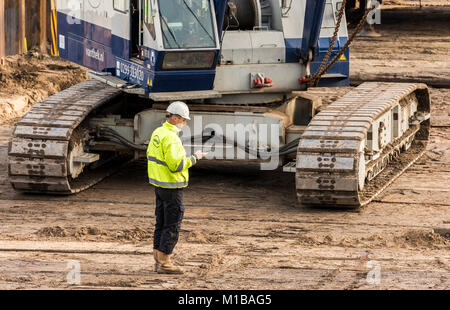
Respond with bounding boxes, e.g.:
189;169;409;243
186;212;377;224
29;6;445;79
0;6;449;290
350;5;450;87
0;49;87;125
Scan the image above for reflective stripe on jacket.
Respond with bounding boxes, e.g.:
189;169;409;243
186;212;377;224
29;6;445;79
147;121;197;189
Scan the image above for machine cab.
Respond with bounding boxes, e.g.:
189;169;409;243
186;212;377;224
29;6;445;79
56;0;221;93
118;0;221;93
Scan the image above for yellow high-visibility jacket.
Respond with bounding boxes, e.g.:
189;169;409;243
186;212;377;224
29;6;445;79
147;121;197;188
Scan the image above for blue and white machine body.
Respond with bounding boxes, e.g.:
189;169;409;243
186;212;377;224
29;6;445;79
56;0;349;96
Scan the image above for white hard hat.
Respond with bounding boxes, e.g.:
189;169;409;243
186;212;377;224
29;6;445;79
166;101;191;120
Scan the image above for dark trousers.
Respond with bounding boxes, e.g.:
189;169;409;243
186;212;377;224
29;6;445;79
153;187;185;255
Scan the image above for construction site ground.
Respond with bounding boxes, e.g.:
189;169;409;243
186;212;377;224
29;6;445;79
0;4;449;290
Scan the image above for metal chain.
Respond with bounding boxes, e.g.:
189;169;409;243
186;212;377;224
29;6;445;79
311;0;347;87
309;3;375;87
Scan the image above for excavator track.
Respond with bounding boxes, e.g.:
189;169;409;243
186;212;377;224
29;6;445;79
296;82;431;208
8;79;128;194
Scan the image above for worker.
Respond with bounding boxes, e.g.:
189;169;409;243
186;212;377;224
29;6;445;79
147;101;207;274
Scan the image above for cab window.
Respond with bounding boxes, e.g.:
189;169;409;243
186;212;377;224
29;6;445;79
158;0;216;49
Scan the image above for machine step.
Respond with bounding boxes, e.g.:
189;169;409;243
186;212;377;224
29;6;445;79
73;153;100;164
87;71;145;96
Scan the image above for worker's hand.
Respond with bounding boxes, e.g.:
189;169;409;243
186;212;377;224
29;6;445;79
195;150;208;160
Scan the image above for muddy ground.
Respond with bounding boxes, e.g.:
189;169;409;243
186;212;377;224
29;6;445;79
0;50;87;124
350;4;450;88
0;5;449;289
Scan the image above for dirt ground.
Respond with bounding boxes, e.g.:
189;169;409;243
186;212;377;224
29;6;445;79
0;50;87;124
350;3;450;88
0;5;449;290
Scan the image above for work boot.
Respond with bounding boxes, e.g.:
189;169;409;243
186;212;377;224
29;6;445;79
157;252;184;274
153;249;162;272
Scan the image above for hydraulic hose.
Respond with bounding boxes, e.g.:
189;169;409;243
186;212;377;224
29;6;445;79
99;127;147;151
98;127;299;157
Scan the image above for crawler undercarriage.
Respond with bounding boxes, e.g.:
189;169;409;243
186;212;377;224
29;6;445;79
8;80;430;208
